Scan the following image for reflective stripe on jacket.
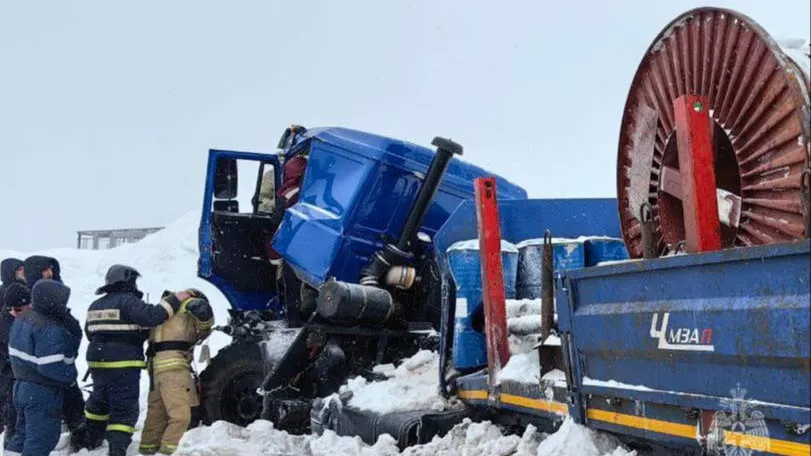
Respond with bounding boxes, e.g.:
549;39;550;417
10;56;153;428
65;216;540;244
148;300;214;374
85;292;180;368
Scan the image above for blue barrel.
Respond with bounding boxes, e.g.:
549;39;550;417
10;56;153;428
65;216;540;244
515;238;585;299
583;236;629;266
447;239;518;371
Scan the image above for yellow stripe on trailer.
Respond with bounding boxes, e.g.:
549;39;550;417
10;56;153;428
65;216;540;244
457;389;488;400
588;409;811;456
499;393;568;415
587;408;696;440
456;389;568;414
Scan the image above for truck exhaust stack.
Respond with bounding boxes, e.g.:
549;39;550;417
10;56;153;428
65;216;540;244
317;137;463;326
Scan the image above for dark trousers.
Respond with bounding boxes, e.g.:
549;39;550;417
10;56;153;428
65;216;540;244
0;375;10;430
84;368;141;456
62;382;85;430
7;380;64;456
1;377;15;448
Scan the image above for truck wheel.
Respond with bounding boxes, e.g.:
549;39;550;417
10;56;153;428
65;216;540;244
199;343;269;427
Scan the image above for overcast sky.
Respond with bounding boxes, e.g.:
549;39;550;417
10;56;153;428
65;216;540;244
1;0;809;251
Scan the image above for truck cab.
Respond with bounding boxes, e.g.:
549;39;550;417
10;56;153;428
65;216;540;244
198;126;527;323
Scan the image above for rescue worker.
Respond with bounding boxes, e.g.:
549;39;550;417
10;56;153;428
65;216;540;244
6;279;80;456
0;258;25;437
22;255;88;450
80;265;189;456
139;289;214;455
1;282;30;447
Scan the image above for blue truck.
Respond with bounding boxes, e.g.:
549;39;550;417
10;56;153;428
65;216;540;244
196;126;526;427
195;6;810;454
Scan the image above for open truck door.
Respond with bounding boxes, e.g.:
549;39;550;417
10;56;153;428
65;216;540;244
198;149;284;314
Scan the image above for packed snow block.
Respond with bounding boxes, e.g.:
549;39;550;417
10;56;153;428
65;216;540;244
315;402;468;449
515;238;584;299
447;240;518;371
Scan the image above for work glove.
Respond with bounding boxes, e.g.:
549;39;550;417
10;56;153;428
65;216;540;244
161;290;190;315
186;288;209;303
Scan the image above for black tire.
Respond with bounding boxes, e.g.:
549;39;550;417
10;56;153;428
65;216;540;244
199;343;269;427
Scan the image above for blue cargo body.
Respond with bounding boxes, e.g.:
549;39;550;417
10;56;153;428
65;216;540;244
271;128;527;288
556;240;811;453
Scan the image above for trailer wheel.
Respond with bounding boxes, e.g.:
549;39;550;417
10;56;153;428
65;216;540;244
199;343;269;427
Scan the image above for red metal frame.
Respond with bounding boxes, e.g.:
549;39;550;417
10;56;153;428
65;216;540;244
673;94;722;253
474;177;510;393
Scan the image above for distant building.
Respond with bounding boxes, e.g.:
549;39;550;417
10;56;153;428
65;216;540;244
76;227;164;250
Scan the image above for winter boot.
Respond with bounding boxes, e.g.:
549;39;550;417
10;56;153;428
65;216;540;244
138;443;158;455
69;423;91;452
158;443;178;455
84;419;107;450
107;430;133;456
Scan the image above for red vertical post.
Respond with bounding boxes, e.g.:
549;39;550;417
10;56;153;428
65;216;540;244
474;177;510;394
673;94;722;253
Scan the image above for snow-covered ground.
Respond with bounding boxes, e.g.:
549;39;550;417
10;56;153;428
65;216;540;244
0;212;636;455
335;350;459;415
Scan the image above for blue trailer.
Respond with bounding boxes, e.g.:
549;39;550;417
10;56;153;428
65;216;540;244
439;197;810;455
430;6;811;455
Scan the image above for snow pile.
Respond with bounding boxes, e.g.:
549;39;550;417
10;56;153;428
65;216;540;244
542;369;567;387
339;350;456;414
497;355;568;389
536;418;637;456
506;299;543;337
175;420;403;456
504;298;554;365
506;299;542;318
497;351;540;385
173;418;635;456
401;419;540;456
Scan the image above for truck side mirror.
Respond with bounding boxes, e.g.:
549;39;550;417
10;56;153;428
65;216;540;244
214;157;238;199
